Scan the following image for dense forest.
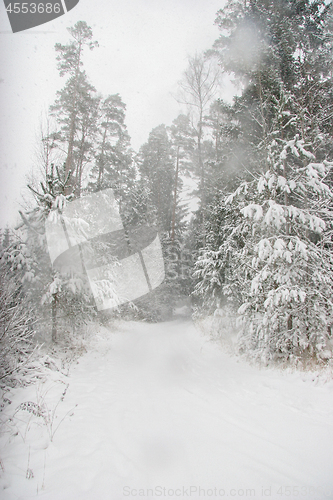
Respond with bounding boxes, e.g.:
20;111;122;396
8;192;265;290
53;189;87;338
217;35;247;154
1;0;333;386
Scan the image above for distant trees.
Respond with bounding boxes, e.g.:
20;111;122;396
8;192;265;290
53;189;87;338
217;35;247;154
90;94;134;206
137;125;175;233
177;54;220;238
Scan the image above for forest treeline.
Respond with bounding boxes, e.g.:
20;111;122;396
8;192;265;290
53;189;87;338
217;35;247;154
1;0;333;382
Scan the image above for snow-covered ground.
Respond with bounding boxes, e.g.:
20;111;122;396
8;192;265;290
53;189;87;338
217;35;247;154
1;319;333;500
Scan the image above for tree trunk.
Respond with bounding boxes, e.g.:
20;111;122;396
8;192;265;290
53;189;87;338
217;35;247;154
51;294;58;342
97;119;109;189
171;146;180;242
75;129;87;197
64;41;83;194
198;113;205;245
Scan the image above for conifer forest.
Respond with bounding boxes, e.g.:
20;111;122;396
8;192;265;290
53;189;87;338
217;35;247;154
1;2;333;498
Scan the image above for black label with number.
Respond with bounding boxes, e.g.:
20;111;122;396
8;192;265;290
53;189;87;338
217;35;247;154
3;0;80;33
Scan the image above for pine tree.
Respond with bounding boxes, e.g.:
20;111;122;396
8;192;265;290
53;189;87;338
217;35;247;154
169;114;195;241
177;54;220;240
89;94;134;208
52;21;99;194
50;70;100;197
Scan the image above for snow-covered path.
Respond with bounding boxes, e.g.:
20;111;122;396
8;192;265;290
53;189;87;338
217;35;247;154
2;319;333;500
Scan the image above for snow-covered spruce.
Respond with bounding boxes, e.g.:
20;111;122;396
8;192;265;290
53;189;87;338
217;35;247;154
194;136;333;365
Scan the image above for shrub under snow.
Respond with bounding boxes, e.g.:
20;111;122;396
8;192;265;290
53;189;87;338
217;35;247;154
0;265;35;385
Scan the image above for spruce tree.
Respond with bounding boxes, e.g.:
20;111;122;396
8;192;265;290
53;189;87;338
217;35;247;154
137;125;175;233
193;0;333;364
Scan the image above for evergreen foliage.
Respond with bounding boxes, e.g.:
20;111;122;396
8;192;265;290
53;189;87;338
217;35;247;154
193;0;333;364
89;94;134;206
4;6;333;367
137;125;175;233
8;165;96;342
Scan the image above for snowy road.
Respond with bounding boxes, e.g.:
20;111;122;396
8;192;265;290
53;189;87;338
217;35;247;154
2;319;333;500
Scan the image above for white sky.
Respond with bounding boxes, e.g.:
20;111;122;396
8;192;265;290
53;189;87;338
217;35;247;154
0;0;230;228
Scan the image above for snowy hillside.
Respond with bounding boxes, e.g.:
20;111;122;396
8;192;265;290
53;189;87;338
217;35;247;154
1;319;333;500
